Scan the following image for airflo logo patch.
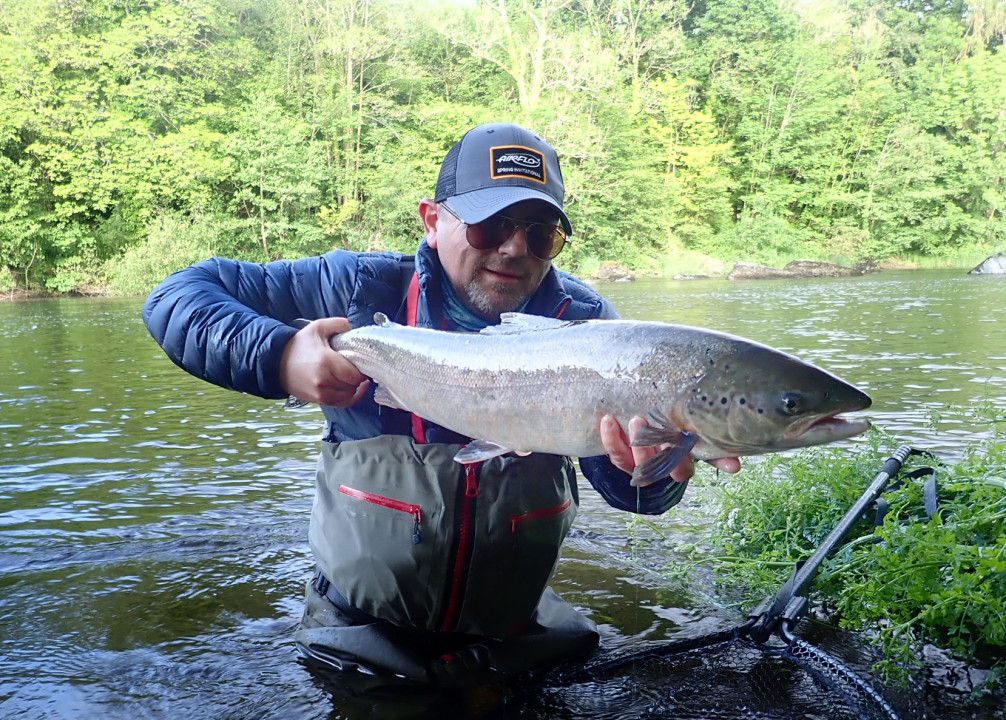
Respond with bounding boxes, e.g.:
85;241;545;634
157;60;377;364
490;145;546;184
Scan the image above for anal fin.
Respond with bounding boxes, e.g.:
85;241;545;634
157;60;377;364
454;439;514;464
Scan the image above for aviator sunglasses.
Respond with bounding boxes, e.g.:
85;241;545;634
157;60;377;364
440;203;569;261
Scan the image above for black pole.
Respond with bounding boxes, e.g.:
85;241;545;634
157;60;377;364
749;445;914;642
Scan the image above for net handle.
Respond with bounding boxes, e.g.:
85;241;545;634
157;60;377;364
748;445;923;643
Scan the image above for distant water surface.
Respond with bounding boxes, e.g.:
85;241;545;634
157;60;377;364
1;269;1003;719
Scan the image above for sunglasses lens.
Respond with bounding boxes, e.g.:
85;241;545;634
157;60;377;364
466;217;517;250
461;211;568;260
526;224;567;260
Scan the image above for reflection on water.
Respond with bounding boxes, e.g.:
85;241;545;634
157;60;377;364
1;271;1003;719
607;271;1006;457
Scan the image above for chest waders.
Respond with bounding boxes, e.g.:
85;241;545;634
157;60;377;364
295;271;599;686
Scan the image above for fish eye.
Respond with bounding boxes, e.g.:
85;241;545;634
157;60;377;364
780;393;802;415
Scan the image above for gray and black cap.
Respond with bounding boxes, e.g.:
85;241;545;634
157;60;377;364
434;122;573;236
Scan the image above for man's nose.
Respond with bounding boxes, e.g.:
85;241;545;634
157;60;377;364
497;225;530;257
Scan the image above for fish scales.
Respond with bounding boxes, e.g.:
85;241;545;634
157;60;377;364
329;312;872;478
334;319;655;458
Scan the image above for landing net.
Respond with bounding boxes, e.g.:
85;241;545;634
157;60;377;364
517;446;932;720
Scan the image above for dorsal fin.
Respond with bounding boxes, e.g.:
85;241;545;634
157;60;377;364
373;312;395;327
480;312;578;335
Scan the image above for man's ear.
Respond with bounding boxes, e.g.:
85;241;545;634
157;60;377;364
418;199;440;249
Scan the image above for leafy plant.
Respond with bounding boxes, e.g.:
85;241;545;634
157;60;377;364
1;0;1004;290
105;211;223;295
665;411;1006;695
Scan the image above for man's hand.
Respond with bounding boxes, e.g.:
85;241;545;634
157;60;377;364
599;414;741;484
280;318;370;407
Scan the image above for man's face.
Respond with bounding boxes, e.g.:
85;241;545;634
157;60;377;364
424;199;558;322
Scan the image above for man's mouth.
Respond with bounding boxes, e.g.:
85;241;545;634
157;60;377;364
483;266;523;282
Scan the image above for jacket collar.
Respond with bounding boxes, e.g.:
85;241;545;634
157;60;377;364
413;239;572;327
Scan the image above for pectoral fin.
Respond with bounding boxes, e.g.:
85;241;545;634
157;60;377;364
630;413;685;447
630;431;698;487
454;439;513;464
373;384;409;411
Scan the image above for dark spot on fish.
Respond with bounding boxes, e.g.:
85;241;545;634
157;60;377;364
725;364;731;370
709;359;715;366
739;398;747;405
758;408;765;414
720;397;728;405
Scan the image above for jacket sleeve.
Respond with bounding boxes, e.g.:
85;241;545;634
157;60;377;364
579;457;688;515
142;252;360;399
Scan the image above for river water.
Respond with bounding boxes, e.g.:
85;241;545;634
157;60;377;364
1;270;1004;719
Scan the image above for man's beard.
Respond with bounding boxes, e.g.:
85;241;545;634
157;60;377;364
463;275;530;322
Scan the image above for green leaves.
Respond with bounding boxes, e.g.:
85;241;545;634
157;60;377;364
697;415;1006;694
0;0;1003;291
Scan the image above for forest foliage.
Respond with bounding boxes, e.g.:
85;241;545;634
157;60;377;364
0;0;1004;293
686;411;1006;696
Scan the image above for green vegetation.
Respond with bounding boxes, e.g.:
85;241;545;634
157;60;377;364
0;0;1004;293
666;409;1006;695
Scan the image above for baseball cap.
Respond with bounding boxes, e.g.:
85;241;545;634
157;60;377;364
434;123;573;236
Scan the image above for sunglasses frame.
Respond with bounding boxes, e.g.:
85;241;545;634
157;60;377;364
439;203;569;261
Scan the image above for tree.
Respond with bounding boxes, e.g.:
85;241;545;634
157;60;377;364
226;97;328;258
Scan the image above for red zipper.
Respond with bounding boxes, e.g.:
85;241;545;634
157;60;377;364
438;462;481;632
511;498;572;533
338;484;423;544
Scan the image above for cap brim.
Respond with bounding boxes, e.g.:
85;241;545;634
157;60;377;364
448;188;573;236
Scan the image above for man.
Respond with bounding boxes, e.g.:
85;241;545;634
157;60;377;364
144;122;739;688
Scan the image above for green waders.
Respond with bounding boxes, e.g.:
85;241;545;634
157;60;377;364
295;436;599;686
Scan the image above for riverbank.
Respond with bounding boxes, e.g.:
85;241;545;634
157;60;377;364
587;251;989;284
0;252;995;302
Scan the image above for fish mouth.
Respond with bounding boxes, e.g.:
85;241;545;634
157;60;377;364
791;414;872;444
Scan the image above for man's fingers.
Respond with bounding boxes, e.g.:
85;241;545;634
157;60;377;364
600;414;634;474
315;378;370;408
602;415;742;480
707;457;742;474
312;316;354;340
669;455;696;483
280;317;369;407
626;416;647;444
313;317;368;387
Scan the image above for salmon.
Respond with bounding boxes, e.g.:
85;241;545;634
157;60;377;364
330;312;872;485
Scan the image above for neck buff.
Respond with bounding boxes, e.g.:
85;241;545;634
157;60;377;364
439;275;529;332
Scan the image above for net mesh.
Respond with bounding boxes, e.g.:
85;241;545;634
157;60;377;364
518;621;926;720
434;140;462;201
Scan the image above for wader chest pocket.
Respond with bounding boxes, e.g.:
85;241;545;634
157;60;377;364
510;499;573;533
338;484;423;544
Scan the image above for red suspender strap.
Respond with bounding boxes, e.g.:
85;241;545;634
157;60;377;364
406;270;421;328
405;272;427;444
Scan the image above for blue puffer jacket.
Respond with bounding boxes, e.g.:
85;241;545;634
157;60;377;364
143;240;684;514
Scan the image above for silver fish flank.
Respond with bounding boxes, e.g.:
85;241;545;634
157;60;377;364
329;313;872;485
